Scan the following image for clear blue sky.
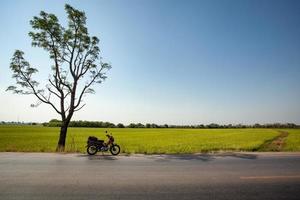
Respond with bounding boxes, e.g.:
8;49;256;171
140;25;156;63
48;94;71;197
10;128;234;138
0;0;299;125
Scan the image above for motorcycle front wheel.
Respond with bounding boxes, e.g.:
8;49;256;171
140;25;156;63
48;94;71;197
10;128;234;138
110;144;121;155
87;145;98;155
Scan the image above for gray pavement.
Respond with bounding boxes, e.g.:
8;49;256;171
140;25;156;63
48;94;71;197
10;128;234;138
1;152;300;199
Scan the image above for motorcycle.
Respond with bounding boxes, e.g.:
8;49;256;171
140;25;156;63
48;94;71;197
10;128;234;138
86;131;121;156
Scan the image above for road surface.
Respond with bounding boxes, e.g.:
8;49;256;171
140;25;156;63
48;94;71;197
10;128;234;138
1;152;300;199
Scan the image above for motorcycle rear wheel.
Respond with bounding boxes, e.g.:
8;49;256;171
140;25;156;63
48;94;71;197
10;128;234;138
87;145;98;155
110;144;121;155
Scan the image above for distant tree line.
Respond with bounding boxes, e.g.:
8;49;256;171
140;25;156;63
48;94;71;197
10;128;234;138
0;121;38;125
40;120;300;129
42;119;119;128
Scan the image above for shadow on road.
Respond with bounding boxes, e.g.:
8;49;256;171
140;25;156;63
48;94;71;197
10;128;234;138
77;154;118;161
76;152;257;162
151;152;257;162
153;154;215;162
217;152;258;159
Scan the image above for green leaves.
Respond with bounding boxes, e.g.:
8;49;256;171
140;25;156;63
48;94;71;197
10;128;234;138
6;86;17;91
65;4;87;32
29;10;62;60
7;50;40;95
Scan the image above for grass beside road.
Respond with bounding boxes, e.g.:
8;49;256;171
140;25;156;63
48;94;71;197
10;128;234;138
1;125;294;153
283;129;300;151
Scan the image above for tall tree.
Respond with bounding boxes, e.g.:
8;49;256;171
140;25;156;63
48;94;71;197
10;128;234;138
7;4;111;151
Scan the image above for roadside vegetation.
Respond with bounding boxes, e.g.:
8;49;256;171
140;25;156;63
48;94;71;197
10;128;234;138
1;125;299;153
283;129;300;151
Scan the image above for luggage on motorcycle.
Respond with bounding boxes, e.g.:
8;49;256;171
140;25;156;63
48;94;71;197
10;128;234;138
88;136;104;144
88;136;98;142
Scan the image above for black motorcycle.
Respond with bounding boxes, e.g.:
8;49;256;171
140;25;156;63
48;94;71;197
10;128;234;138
86;132;121;155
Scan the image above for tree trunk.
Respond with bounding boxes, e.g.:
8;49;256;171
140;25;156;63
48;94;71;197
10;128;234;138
56;121;69;152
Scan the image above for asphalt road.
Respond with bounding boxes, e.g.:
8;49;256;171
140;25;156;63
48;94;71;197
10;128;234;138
1;152;300;200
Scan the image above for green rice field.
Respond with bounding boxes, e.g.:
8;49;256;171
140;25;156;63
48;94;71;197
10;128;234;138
1;125;299;153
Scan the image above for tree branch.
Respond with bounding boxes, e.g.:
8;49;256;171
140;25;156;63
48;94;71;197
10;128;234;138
74;65;106;109
47;87;60;98
74;103;86;112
